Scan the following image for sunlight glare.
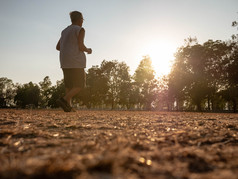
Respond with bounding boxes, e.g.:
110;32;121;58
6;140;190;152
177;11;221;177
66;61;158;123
141;40;177;76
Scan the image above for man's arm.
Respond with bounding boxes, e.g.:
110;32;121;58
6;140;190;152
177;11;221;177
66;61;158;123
56;39;60;51
78;28;92;54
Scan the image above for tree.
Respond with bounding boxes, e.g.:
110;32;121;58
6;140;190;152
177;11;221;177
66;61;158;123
15;82;40;108
115;62;131;109
100;60;131;109
168;38;230;111
133;56;157;110
202;40;231;111
0;77;16;108
77;65;108;109
168;44;195;111
39;76;52;108
180;43;208;111
48;79;65;108
221;41;238;112
100;60;118;109
222;18;238;112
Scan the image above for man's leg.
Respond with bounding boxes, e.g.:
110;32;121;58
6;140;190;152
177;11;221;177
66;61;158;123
65;88;71;105
56;87;72;112
65;88;70;94
60;68;84;110
63;87;81;107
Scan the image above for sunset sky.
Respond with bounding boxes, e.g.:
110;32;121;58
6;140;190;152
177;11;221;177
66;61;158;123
0;0;237;84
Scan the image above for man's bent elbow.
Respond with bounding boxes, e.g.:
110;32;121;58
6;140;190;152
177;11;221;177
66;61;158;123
56;41;60;51
56;46;60;51
79;45;85;52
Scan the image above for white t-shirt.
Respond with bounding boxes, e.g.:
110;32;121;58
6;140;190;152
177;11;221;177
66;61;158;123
59;25;86;68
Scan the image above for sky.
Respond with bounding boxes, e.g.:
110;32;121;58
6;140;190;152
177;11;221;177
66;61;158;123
0;0;237;85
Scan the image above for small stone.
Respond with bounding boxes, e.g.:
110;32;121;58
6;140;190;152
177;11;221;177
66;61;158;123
146;160;152;165
53;133;59;137
139;157;145;163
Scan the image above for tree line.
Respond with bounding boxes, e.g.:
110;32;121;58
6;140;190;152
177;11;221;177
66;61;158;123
0;57;159;110
1;36;237;112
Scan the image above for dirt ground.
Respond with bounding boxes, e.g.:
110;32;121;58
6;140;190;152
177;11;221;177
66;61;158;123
0;109;238;179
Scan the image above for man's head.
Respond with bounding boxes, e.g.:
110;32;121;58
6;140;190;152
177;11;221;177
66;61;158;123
70;11;83;26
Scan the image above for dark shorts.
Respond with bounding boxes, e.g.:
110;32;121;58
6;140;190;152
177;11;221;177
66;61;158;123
62;68;86;89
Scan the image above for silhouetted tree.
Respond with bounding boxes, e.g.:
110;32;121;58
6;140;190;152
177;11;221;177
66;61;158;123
39;76;52;108
168;38;231;111
100;60;131;109
78;65;108;109
0;77;16;108
48;79;65;108
15;82;40;108
168;61;188;111
202;40;231;111
116;62;131;109
221;41;238;112
134;56;157;110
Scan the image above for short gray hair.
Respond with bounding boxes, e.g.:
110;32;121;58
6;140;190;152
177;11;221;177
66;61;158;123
69;11;82;23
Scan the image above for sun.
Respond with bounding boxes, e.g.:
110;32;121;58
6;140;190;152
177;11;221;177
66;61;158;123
141;40;177;76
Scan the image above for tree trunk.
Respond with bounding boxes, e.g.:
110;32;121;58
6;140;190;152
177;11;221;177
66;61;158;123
176;99;179;111
197;103;202;112
207;96;211;111
111;99;114;110
232;99;237;113
211;99;215;112
196;100;202;112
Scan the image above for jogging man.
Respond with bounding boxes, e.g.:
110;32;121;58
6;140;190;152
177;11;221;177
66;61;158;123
56;11;92;112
